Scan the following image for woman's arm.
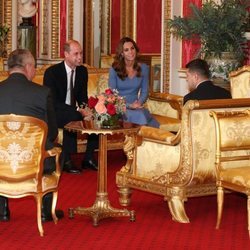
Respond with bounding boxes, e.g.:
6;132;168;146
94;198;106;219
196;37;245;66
108;67;117;90
138;64;149;104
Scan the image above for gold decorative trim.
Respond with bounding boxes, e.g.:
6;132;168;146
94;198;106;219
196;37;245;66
162;0;171;93
68;0;73;40
120;0;137;40
51;0;60;59
229;65;250;77
84;0;94;65
167;102;196;186
40;0;49;56
100;0;111;55
0;1;12;57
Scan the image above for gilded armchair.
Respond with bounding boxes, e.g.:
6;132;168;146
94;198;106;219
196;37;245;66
0;114;62;236
116;98;250;223
210;109;250;237
230;65;250;98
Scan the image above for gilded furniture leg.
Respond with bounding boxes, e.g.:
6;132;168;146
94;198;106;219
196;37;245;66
117;186;132;206
248;196;250;237
120;133;137;173
52;191;58;224
216;186;224;229
36;194;44;237
166;187;190;223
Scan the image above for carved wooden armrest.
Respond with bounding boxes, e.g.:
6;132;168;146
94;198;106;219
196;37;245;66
139;126;181;146
45;147;62;175
149;92;183;119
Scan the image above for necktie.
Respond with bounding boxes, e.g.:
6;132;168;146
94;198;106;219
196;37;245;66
70;69;75;106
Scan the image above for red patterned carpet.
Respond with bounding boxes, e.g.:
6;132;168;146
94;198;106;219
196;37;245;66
0;150;250;250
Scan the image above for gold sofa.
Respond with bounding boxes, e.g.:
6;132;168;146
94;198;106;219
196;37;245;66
230;65;250;98
116;98;250;223
0;65;182;152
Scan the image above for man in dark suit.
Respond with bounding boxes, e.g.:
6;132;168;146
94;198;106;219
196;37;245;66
0;49;64;222
183;58;232;104
43;40;98;174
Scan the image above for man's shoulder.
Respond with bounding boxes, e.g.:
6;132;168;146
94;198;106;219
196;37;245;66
28;80;50;94
45;61;64;73
76;64;88;73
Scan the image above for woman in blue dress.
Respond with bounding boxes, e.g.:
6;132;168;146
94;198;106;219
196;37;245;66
109;37;159;128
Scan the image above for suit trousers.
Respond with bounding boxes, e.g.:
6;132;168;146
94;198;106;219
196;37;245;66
62;129;98;163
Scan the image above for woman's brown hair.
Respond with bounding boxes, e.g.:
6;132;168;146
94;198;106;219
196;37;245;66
112;37;141;80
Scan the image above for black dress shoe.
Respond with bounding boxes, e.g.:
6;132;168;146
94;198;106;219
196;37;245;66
0;213;10;222
0;197;10;222
63;160;81;174
82;159;98;171
42;209;64;223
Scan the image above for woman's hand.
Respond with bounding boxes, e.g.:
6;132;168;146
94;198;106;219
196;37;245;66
78;107;93;118
129;100;143;109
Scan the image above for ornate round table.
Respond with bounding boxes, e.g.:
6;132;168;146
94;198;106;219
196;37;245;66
65;120;140;226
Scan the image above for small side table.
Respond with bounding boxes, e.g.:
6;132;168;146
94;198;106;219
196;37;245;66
65;120;140;226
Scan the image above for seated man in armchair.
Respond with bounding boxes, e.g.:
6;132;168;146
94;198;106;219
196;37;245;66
183;58;232;104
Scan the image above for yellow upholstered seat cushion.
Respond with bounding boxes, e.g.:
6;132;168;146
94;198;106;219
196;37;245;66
220;167;250;188
0;173;59;196
153;114;181;132
139;126;175;143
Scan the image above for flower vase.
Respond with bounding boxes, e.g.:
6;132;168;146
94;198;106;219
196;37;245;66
101;115;120;129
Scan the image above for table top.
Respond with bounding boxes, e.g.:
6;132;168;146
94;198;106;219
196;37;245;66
64;120;140;135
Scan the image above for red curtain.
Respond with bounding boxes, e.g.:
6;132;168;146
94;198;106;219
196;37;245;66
60;0;67;58
111;1;121;54
182;0;202;67
136;0;161;53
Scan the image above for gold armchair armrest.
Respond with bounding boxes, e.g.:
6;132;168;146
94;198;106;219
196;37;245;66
45;147;62;175
139;126;181;146
149;92;183;119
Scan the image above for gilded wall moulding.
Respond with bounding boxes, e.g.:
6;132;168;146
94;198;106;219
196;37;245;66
162;0;171;93
84;0;94;65
51;0;60;59
120;0;137;40
0;1;12;57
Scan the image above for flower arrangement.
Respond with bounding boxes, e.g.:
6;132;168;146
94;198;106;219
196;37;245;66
87;88;126;128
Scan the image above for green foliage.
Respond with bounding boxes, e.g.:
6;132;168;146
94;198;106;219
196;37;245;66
0;24;10;57
0;24;9;43
168;0;250;60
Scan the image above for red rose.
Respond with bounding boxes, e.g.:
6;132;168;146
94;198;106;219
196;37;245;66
106;103;116;115
88;96;98;109
105;88;113;95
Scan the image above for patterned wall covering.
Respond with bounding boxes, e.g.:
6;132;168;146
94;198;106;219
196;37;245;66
182;0;202;67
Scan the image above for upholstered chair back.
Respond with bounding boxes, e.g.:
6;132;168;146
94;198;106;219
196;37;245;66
0;114;47;180
230;65;250;98
0;114;62;236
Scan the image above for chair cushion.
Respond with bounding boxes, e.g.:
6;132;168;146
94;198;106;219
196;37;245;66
139;126;175;143
220;167;250;188
153;114;181;132
0;172;59;196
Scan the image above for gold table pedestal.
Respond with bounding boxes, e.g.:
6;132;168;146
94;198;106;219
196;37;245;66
65;121;139;226
69;192;135;226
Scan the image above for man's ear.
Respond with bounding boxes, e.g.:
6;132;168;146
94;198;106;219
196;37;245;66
194;72;200;81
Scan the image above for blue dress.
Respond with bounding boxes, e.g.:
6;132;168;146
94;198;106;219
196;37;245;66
109;63;159;128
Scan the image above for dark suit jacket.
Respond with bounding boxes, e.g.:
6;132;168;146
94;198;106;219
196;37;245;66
43;61;88;127
183;80;232;104
0;73;58;150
